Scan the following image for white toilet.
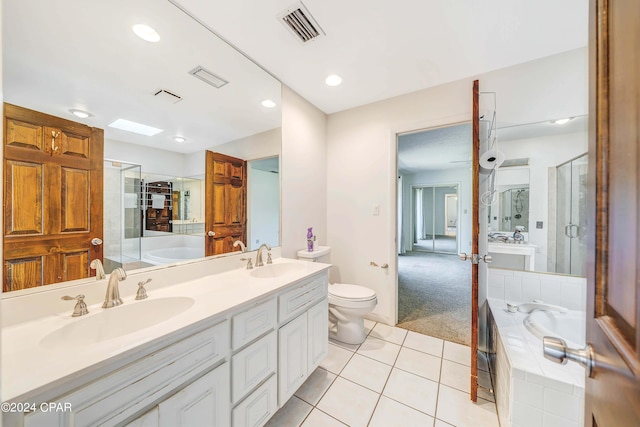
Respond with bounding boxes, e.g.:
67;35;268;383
297;246;378;345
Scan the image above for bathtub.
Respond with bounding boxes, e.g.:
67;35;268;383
523;309;586;347
488;298;585;427
144;247;204;265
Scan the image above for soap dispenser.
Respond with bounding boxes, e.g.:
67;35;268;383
307;227;314;252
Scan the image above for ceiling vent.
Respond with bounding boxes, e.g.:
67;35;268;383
277;1;325;44
501;158;530;168
189;66;229;89
154;89;182;104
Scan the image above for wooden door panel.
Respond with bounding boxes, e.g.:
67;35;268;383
213;160;226;180
4;160;43;235
3;103;103;291
213;183;226;225
228;162;244;181
226;185;244;225
62;250;89;282
5;119;43;151
4;257;44;291
60;167;89;232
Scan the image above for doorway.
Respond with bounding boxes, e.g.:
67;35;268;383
396;123;472;345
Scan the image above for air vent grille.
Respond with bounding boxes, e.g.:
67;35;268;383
278;2;325;44
501;158;530;167
154;89;182;104
189;66;228;89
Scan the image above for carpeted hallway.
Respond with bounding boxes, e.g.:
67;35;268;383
397;251;471;346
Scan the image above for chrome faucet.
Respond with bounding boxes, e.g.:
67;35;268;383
255;243;272;267
103;268;126;308
233;240;247;252
90;259;106;280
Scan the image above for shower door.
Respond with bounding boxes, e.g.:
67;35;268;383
555;154;588;275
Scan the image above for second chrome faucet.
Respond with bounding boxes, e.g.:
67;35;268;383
103;268;126;308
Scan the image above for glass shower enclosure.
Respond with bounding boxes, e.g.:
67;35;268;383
555;153;588;276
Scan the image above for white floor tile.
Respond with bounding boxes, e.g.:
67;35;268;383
339;353;392;393
440;359;471;392
295;368;337;406
436;384;500;427
356;336;401;365
266;396;313;427
368;396;435;427
434;419;455;427
395;347;442;382
382;368;439;416
369;323;408;345
301;409;347;427
443;341;471;366
316;377;379;427
403;331;444;357
363;319;376;335
329;338;360;352
320;343;354;375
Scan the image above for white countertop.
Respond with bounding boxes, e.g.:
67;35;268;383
1;256;330;401
488;241;537;255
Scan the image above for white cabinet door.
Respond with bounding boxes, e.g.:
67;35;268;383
124;408;159;427
232;331;277;403
307;298;328;373
278;314;308;406
159;363;230;427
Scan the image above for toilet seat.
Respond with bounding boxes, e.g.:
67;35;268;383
329;283;376;301
328;283;377;308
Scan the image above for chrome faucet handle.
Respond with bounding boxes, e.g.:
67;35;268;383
90;259;106;280
135;278;152;300
233;240;247;253
61;295;89;317
241;258;253;269
266;252;273;264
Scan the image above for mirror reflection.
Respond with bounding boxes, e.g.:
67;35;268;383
2;0;281;292
486;115;588;276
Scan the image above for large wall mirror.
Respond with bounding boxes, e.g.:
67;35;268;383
486;115;588;276
2;0;282;293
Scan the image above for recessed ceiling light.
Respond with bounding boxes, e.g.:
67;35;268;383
325;74;342;86
261;100;277;108
551;117;573;125
108;118;163;136
173;136;186;143
69;109;92;118
132;24;160;43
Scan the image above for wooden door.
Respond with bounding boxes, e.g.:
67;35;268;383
584;0;640;424
205;151;246;256
3;103;103;292
470;80;480;401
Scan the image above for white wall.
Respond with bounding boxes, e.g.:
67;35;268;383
281;86;327;259
325;48;587;325
212;127;281;161
249;168;279;250
105;139;189;177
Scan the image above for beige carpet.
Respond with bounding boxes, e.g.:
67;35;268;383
397;251;471;346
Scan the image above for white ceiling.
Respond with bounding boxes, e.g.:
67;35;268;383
3;0;281;154
175;0;589;114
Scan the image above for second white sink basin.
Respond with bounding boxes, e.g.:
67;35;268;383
41;297;195;348
250;262;306;279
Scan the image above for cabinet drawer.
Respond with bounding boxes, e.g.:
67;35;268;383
232;331;277;403
24;320;229;427
278;274;327;324
232;375;277;427
232;298;277;350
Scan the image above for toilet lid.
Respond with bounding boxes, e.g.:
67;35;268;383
329;283;376;301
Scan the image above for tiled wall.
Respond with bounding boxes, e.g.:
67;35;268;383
487;268;586;311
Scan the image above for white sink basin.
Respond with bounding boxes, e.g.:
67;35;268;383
41;297;194;348
250;263;306;279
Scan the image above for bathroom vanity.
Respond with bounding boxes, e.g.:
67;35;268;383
487;241;537;271
1;250;329;426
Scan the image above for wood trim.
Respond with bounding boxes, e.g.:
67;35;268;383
205;151;215;257
596;316;640;376
470;79;480;402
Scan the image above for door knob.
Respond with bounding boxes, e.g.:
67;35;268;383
91;238;103;246
207;231;215;237
482;254;492;263
459;253;469;261
543;336;594;377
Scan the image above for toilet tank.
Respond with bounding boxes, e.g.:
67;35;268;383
296;246;330;263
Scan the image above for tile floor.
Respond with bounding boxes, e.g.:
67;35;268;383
266;320;500;427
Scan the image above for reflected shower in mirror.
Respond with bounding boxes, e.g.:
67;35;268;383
487;116;588;276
